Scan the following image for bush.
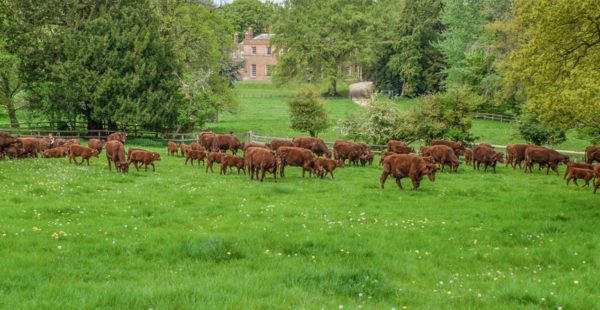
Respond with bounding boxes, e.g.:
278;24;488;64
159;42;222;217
288;87;330;137
518;114;566;145
339;98;402;145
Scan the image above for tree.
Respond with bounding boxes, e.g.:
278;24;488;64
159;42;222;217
217;0;277;35
288;87;329;137
272;0;375;96
340;98;401;145
518;114;566;146
509;0;600;135
0;38;21;128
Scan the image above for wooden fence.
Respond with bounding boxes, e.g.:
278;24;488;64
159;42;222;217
0;127;198;143
474;113;515;123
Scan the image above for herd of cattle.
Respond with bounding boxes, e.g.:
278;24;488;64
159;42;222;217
2;130;600;194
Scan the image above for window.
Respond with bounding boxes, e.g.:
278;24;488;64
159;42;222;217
266;65;273;77
251;64;257;77
266;46;272;56
251;46;257;55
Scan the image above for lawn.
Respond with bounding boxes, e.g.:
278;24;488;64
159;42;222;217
0;143;599;309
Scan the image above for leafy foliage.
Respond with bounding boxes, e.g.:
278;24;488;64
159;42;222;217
340;98;401;145
517;114;567;146
288;87;329;137
217;0;277;35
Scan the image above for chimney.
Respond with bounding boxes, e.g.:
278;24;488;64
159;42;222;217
245;27;254;42
233;32;239;44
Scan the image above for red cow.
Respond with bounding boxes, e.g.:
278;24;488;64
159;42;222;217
380;154;437;190
472;144;504;173
431;140;465;156
206;152;227;173
69;145;99;165
422;145;460;172
276;146;319;177
314;158;344;179
506;144;531;168
198;131;219;152
220;155;246;175
129;150;161;172
105;141;129;173
185;150;207;166
180;143;189;157
167;141;178;156
245;147;278;182
88;139;105;155
524;146;569;175
293;137;332;158
387;140;414;154
107;132;127;144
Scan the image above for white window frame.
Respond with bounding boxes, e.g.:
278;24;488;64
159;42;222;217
251;64;257;77
251;46;257;55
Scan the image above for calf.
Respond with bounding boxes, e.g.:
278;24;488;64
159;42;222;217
473;144;504;173
69;145;99;165
360;150;374;166
506;144;531;168
564;162;594;180
220;155;246;175
107;132;127;144
127;147;148;160
245;147;278;182
334;141;369;165
379;151;396;166
185;150;207;166
167;141;178;156
387;140;414;154
43;147;68;158
198;131;219;151
422;145;460;172
464;148;473;165
88;139;105;155
314;158;344;179
565;167;594;187
216;134;243;155
129;150;161;172
4;144;26;159
105;140;129;173
205;152;226;173
380;154;437;190
431;140;465;156
276;146;319;177
180;143;189;157
19;137;41;158
190;142;205;151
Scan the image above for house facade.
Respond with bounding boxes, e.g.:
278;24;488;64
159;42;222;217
233;27;277;81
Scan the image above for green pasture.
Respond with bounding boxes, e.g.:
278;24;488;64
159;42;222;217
0;142;599;309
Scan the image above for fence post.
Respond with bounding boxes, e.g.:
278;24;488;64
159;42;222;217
246;131;253;143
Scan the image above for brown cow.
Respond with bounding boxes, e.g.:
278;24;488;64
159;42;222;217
127;147;148;160
421;145;459;172
206;152;227;173
245;147;278;182
431;140;465;156
215;134;243;155
69;145;99;165
293;137;331;158
198;131;219;152
276;146;319;177
0;132;20;159
565;167;595;187
38;137;54;151
190;142;205;151
105;141;129;173
129;150;161;172
387;140;414;154
360;150;375;166
4;144;26;159
563;162;594;180
379;151;396;166
464;149;473;165
506;144;531;168
473;145;504;173
334;141;367;165
167;141;178;156
220;155;246;175
243;143;269;152
180;143;189;157
43;147;68;158
524;146;569;175
266;139;295;151
585;146;600;164
19;137;41;157
593;165;600;194
314;158;344;179
380;154;437;190
88;139;105;155
185;150;207;166
107;132;127;144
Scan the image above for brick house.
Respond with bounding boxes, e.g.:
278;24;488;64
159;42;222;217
233;27;277;81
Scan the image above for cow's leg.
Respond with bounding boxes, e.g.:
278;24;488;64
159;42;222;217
134;162;140;171
573;178;579;187
205;161;211;173
379;170;389;189
260;168;266;182
151;163;155;172
330;170;335;179
107;158;112;171
395;177;404;189
185;157;189;165
584;178;591;187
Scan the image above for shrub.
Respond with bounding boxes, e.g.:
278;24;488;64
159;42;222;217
288;87;330;137
518;114;566;145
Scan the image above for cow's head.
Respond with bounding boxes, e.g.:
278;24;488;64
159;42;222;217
153;153;161;161
118;161;130;173
91;149;99;158
424;163;438;182
495;152;505;163
325;149;332;159
336;159;345;168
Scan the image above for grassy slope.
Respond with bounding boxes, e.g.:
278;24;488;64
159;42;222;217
0;145;598;309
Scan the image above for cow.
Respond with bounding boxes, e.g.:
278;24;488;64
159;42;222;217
19;137;42;157
334;141;368;165
88;139;105;155
593;165;600;194
198;131;219;152
276;146;319;177
220;155;246;175
54;138;80;149
506;144;531;168
205;152;227;173
314;158;344;179
266;139;295;151
243;143;269;153
387;140;414;154
431;140;465;156
472;144;504;173
245;147;278;182
380;154;437;190
585;146;600;164
167;141;178;156
379;151;397;166
190;142;205;151
524;146;569;175
180;143;189;157
107;132;127;144
360;150;375;166
3;144;26;159
565;167;595;187
464;148;473;165
0;132;20;158
105;140;129;173
69;145;99;165
127;147;148;160
38;136;54;151
42;147;68;158
129;150;161;172
563;162;595;180
293;137;332;158
215;134;244;155
421;145;459;172
185;150;207;166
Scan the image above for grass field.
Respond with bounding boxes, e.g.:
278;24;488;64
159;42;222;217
0;144;599;309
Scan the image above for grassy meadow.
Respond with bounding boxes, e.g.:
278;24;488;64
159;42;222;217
1;82;599;308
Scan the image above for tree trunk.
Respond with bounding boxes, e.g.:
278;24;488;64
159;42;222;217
327;78;337;97
84;107;103;132
6;98;19;128
1;74;19;128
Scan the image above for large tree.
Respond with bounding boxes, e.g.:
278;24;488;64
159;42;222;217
510;0;600;134
217;0;277;36
272;0;374;96
0;37;21;128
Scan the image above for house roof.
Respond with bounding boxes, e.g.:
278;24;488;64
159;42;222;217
253;34;274;40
